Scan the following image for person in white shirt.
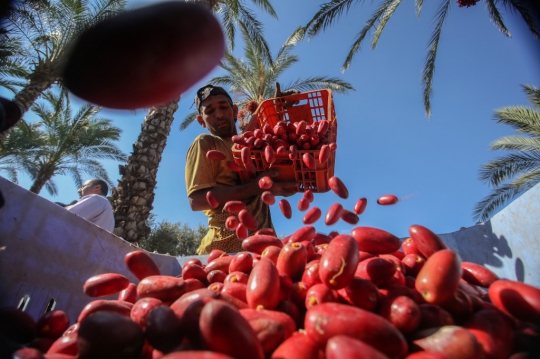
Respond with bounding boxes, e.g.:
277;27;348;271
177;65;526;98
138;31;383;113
66;179;115;233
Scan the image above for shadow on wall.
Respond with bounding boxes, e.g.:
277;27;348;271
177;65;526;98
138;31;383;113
447;220;526;283
515;257;525;282
450;221;511;267
479;221;512;267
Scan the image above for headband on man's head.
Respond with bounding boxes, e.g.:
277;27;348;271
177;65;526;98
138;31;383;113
194;85;233;113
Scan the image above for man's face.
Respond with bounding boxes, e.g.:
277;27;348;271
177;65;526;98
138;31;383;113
78;180;100;198
197;94;238;138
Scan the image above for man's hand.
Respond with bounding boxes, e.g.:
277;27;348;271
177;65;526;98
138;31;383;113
258;169;297;197
274;82;300;98
274;82;300;108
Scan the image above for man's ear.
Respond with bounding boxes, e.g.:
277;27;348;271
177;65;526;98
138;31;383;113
196;115;206;128
232;104;238;119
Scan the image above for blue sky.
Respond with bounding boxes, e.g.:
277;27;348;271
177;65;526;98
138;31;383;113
6;1;540;240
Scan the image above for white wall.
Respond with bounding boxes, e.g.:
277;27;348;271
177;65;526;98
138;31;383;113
0;176;184;323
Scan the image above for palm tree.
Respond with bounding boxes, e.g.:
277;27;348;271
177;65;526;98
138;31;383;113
0;121;43;183
0;31;28;95
179;26;355;131
473;84;540;222
302;0;540;117
16;90;127;195
2;0;125;117
111;0;279;243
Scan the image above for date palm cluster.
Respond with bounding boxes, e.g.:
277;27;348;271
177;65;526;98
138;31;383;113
237;100;259;130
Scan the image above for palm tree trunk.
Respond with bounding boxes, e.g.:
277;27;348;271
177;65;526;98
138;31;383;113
29;164;55;194
111;98;180;242
14;61;59;114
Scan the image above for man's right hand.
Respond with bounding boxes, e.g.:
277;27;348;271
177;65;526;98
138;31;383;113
274;82;300;109
258;169;297;197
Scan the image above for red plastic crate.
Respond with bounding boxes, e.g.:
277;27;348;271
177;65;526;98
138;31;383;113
232;89;337;193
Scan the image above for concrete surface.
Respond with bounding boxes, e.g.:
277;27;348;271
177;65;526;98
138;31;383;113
439;182;540;286
1;175;539;323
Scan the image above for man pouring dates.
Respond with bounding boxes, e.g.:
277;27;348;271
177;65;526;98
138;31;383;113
185;84;297;254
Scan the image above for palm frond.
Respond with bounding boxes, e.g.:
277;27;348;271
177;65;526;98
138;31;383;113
522;84;540;109
18;86;125;194
66;158;114;185
342;5;388;71
286;77;356;94
77;143;126;162
372;0;404;49
0;57;29;77
68;168;84;190
44;178;58;196
422;0;452;118
220;5;237;50
415;0;424;17
236;6;273;64
275;27;305;61
248;0;278;19
0;78;26;94
473;172;540;221
210;75;235;87
236;22;266;69
220;53;252;82
193;8;354;129
491;136;540;152
305;0;360;39
179;111;199;131
0;166;19;183
484;0;511;37
494;106;540;136
479;151;540;186
500;0;540;37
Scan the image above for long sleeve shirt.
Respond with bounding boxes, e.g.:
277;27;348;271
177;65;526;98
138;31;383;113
66;194;115;233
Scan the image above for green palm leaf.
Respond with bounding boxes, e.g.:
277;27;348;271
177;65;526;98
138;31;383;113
5;89;128;195
475;85;540;220
473;172;540;222
180;25;354;131
415;0;424;17
304;0;537;117
3;0;126;116
499;0;540;37
491;136;540;151
494;106;540;136
422;0;451;118
522;84;540;109
372;0;404;50
485;0;511;37
285;77;354;94
305;0;360;39
479;151;540;186
342;3;388;71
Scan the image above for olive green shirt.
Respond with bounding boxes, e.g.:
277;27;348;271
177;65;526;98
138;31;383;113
185;133;273;254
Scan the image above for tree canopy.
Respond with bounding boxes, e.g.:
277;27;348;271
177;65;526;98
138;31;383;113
179;26;354;131
0;90;127;195
302;0;540;117
138;219;207;256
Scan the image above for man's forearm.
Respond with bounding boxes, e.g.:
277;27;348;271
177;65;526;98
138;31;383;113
189;181;262;211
